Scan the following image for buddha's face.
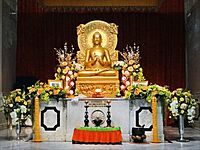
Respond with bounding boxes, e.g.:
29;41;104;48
93;32;102;45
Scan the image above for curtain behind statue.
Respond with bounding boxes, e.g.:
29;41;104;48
17;0;185;90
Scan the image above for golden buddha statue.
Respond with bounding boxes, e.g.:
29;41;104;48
76;20;120;97
78;32;116;77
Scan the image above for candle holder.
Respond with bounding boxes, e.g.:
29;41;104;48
106;100;111;127
84;100;89;127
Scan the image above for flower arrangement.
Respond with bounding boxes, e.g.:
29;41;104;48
166;88;197;123
120;44;146;82
3;80;68;125
125;84;171;103
145;84;172;103
3;89;32;125
125;84;148;100
54;43;83;95
117;44;146;95
27;81;67;103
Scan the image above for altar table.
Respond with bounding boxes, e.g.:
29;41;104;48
72;127;122;144
40;98;164;142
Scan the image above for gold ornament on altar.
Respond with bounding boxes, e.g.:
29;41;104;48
76;20;120;97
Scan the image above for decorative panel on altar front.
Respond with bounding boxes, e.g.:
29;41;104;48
40;100;67;141
129;99;164;142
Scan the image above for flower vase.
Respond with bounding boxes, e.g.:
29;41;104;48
7;122;13;140
15;122;21;140
177;115;189;142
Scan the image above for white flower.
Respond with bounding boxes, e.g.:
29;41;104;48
10;111;19;126
68;71;73;75
16;108;20;113
66;76;70;81
170;100;178;108
187;106;195;123
69;90;74;95
120;85;126;90
114;61;124;66
126;81;130;86
124;71;130;76
171;108;179;116
9;104;13;107
170;100;179;117
10;111;17;119
187;106;195;118
180;103;187;110
155;84;163;89
120;61;125;66
74;63;83;71
20;105;27;113
70;81;75;86
122;76;126;81
61;75;65;80
172;90;177;95
180;109;185;114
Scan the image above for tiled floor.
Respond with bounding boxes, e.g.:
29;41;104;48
0;125;199;150
0;140;200;150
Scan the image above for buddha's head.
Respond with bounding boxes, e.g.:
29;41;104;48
92;32;102;46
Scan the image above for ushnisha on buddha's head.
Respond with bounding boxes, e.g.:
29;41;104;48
92;32;102;46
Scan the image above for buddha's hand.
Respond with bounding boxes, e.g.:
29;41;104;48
94;55;101;63
90;56;98;66
95;55;100;59
97;58;105;66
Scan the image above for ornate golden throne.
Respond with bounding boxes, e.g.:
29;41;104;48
76;20;120;97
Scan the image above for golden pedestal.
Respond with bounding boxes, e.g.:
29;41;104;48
76;75;119;98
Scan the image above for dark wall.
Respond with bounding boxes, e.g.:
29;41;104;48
16;0;185;90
